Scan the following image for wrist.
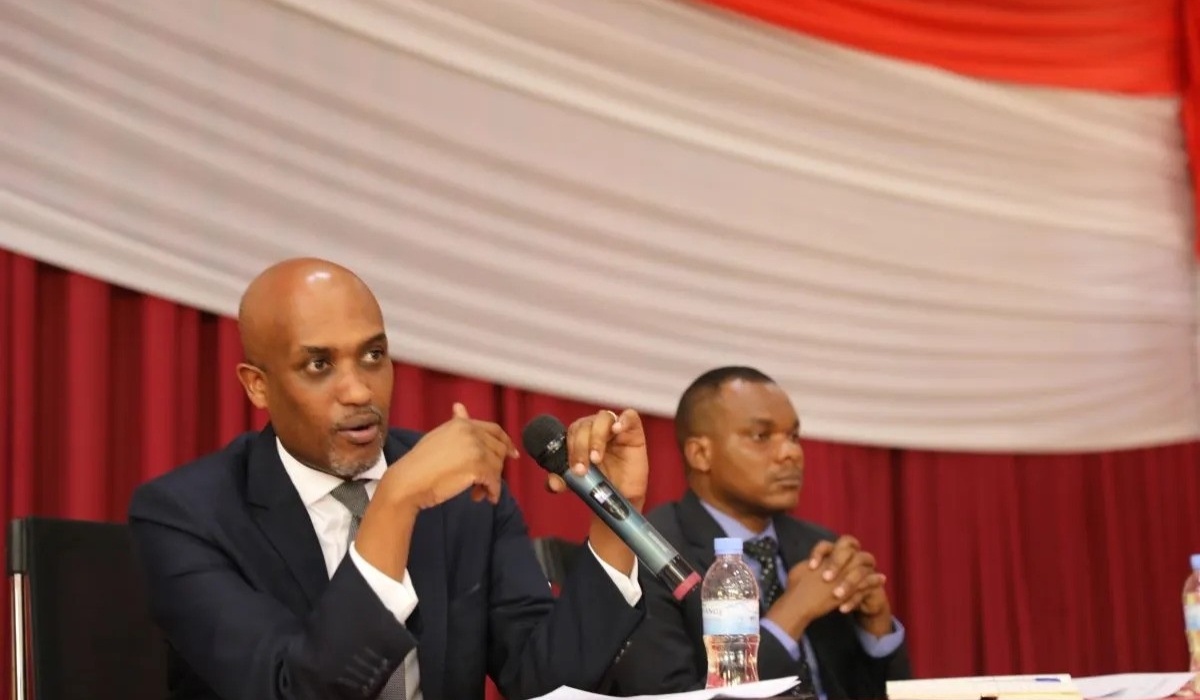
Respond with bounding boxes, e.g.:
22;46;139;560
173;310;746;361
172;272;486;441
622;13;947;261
375;474;426;518
588;518;635;576
354;501;417;582
765;603;814;641
856;607;894;637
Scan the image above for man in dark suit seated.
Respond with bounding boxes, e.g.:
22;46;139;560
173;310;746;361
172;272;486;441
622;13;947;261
127;258;650;700
609;366;912;699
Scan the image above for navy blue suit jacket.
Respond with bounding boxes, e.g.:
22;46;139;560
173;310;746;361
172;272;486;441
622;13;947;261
127;425;645;700
608;491;910;699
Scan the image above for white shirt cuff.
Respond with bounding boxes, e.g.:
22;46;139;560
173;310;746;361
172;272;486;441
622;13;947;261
588;541;643;606
349;542;419;623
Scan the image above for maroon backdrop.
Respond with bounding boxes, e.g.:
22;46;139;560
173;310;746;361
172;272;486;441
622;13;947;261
4;250;1200;696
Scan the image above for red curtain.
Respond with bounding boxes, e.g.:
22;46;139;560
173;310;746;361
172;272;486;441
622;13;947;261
689;0;1184;94
1186;0;1200;258
4;250;1200;695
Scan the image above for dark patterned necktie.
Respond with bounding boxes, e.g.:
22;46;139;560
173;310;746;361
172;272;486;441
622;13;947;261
742;536;817;700
330;480;408;700
742;537;785;609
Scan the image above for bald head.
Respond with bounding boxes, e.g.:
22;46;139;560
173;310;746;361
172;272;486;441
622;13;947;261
234;258;393;478
238;258;379;369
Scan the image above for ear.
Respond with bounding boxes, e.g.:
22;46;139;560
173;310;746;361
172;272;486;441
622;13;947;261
684;436;712;474
235;362;269;410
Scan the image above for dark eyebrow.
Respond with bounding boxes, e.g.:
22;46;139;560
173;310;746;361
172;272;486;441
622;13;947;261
746;417;801;432
298;332;387;357
360;332;387;348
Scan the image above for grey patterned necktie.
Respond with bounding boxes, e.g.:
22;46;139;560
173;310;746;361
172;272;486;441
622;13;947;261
742;536;816;700
329;480;408;700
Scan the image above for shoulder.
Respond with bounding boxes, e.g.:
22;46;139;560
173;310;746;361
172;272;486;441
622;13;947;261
126;430;263;535
385;426;425;450
132;431;258;500
644;499;687;541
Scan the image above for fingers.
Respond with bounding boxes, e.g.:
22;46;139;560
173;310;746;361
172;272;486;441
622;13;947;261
567;409;616;473
475;419;519;459
839;572;886;614
473;471;503;504
831;552;877;600
451;403;519;460
589;409;619;465
821;535;861;582
808;540;835;570
544;474;568;493
474;425;515;467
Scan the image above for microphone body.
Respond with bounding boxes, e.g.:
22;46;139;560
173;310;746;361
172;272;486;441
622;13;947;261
522;415;702;600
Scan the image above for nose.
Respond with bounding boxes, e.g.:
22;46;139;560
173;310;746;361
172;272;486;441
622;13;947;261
336;366;372;406
778;434;804;465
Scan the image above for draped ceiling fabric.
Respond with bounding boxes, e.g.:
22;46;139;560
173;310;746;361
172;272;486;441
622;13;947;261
1;0;1197;453
689;0;1200;255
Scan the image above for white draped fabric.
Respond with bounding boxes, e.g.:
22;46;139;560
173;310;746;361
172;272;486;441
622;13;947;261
1;0;1195;451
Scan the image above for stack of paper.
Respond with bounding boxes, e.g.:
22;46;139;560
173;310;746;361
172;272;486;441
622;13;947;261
1074;673;1195;700
887;675;1082;700
530;676;801;700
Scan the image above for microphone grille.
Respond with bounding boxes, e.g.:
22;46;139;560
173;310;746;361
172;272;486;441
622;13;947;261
521;414;569;475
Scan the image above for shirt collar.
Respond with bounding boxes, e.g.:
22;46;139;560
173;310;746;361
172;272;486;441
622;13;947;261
699;498;780;543
276;438;388;507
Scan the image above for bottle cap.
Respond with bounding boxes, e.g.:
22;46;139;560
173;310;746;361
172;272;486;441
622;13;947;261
714;537;744;556
1190;553;1200;571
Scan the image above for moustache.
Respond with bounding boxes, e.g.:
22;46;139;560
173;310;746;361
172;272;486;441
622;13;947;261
334;407;384;431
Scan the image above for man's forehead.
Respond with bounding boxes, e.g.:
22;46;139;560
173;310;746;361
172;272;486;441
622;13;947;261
716;381;795;421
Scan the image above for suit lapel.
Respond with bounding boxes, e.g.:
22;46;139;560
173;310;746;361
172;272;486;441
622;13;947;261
771;515;820;575
676;490;727;574
380;435;449;700
408;509;448;699
245;426;329;606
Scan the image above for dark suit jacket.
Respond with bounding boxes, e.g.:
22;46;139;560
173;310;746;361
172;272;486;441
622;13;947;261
127;425;645;700
609;490;910;699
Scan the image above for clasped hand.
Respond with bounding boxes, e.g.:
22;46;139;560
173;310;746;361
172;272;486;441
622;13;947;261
767;535;893;637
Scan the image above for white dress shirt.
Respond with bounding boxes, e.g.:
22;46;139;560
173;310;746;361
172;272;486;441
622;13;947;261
276;439;643;700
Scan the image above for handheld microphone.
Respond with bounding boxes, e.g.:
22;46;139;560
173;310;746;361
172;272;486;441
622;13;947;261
521;414;702;601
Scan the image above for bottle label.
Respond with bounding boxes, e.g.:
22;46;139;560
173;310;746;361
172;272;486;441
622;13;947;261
702;598;759;636
1185;603;1200;631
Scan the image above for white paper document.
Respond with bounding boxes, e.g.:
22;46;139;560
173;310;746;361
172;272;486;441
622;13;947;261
887;674;1082;700
1074;673;1195;699
530;676;800;700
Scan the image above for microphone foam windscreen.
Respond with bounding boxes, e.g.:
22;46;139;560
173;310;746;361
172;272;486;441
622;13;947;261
521;414;569;475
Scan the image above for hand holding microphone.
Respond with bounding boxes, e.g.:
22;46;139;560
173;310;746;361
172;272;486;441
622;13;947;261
541;408;649;511
525;410;701;600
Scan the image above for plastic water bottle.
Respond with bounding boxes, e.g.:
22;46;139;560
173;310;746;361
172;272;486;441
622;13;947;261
1184;554;1200;675
702;537;761;688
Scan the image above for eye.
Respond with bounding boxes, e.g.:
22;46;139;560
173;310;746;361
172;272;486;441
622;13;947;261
750;432;770;442
365;348;386;362
306;358;330;373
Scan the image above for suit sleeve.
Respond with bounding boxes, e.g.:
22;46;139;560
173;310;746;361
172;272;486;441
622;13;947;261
853;633;913;698
805;612;911;700
483;488;646;700
606;564;704;694
128;481;412;700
